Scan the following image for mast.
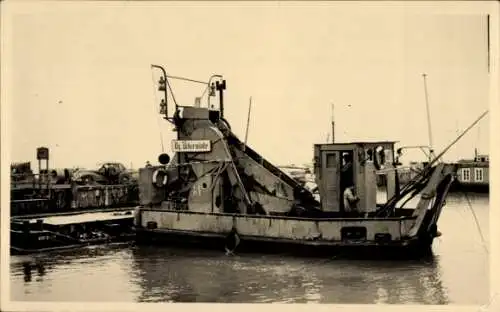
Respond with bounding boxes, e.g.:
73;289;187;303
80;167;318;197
243;96;252;151
422;73;434;161
331;103;335;143
487;14;490;74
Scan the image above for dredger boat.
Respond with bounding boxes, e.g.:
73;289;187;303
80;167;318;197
133;65;457;258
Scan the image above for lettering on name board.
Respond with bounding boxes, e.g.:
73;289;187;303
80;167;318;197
171;140;211;153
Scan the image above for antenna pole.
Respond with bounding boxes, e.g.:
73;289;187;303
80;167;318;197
487;14;490;74
244;96;252;150
331;103;335;143
422;73;434;161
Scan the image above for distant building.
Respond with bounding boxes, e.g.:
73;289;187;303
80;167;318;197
456;154;489;189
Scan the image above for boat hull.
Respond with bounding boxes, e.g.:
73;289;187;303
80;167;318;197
448;181;489;193
10;209;136;255
10;236;135;255
134;209;436;260
134;227;432;260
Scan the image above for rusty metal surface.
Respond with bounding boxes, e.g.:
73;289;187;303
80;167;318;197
72;185;132;209
140;210;407;242
11;184;139;216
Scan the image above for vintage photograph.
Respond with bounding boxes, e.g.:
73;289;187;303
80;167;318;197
1;0;496;310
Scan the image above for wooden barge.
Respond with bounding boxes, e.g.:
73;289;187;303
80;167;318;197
10;149;139;254
132;66;459;259
10;209;135;255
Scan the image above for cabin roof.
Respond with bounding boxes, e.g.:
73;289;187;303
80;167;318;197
457;158;489;164
457;162;489;168
34;210;134;226
315;141;398;150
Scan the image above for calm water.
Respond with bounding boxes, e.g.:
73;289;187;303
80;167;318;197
10;193;490;304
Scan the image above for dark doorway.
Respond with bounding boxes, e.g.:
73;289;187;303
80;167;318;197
339;151;354;213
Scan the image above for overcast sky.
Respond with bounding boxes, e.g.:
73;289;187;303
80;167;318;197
4;1;493;170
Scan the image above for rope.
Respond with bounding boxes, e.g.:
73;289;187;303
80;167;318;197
224;229;240;256
165;77;178;107
378;110;489;216
165;75;208;85
463;191;488;254
210;162;229;192
200;84;210;99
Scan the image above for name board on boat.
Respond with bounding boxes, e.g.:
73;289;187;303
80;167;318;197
171;140;211;153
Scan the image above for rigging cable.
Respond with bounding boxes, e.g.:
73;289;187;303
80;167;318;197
199;82;210;99
378;110;489;216
150;70;165;153
165;76;178;107
463;191;489;254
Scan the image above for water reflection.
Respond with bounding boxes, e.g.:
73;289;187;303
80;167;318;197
130;246;448;304
19;260;46;283
9;192;488;304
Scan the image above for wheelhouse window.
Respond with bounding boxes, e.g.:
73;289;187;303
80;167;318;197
326;153;337;168
462;168;471;182
474;168;484;182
